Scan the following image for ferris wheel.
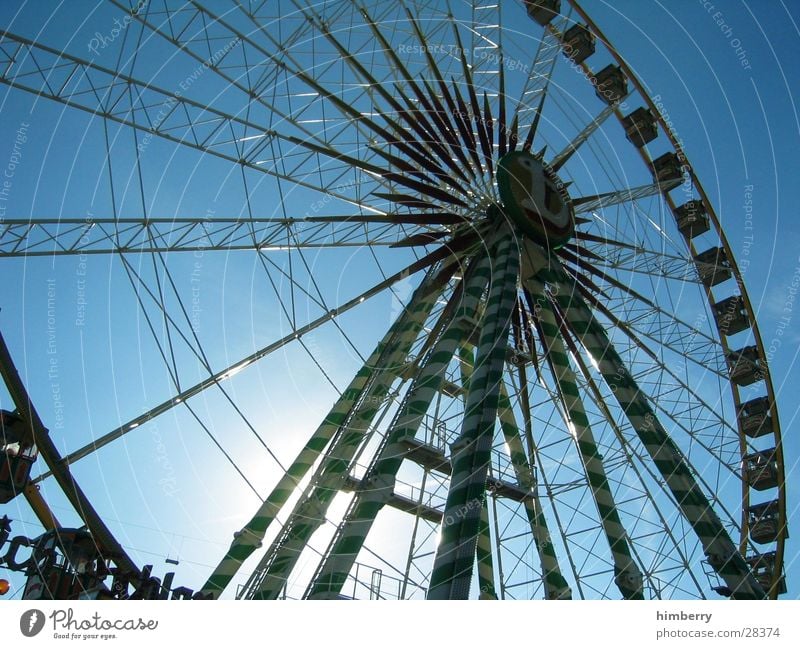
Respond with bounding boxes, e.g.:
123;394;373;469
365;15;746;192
0;0;788;600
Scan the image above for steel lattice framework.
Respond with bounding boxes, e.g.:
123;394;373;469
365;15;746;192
0;0;787;601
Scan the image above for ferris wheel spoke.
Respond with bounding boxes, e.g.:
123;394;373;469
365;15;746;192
556;296;728;598
448;18;494;176
570;278;728;388
0;0;784;603
512;11;571;151
268;35;474;203
1;29;475;218
203;264;450;598
354;3;480;183
571;181;682;215
524;409;587;598
0;215;461;258
118;256;184;390
447;80;485;177
565;338;707;598
526;276;644;599
32;247;456;490
527;366;633;598
561;241;700;285
115;248;314;504
394;80;476;185
53;255;259;488
520;344;704;597
234;0;360;82
578;289;739;447
205;0;407;169
550;102;622;172
468;0;501;98
496;45;510;158
545;262;765;600
293;2;476;192
561;250;722;353
402;8;488;180
107;0;330;150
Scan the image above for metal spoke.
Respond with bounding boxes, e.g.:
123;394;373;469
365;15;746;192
572;181;682;214
0;215;462;257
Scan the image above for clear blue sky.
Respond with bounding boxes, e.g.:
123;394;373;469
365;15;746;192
0;0;797;599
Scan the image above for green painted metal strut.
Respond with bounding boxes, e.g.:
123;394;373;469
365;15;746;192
427;228;521;599
526;276;643;599
201;268;444;598
464;329;571;599
455;312;572;600
246;268;448;599
305;254;493;598
542;261;765;599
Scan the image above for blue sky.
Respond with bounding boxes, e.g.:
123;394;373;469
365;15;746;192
0;1;798;599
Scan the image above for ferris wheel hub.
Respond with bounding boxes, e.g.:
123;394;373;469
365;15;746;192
496;150;574;249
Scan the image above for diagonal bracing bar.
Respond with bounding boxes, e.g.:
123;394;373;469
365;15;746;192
0;331;140;579
202;266;445;597
476;494;497;599
495;381;573;599
0;216;454;257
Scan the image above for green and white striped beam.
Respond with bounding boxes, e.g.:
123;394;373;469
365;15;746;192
463;341;570;600
202;268;443;598
526;276;643;599
248;269;448;599
305;253;493;598
428;229;521;599
542;261;765;600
